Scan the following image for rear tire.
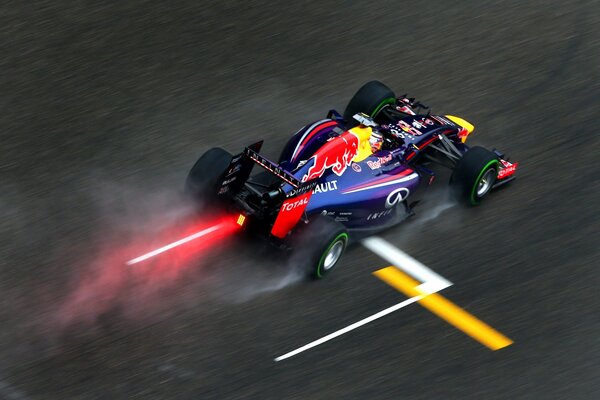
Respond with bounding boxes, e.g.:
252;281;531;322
185;147;232;203
451;146;499;206
291;216;349;279
343;81;396;125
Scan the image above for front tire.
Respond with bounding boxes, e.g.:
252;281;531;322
343;81;396;126
291;216;349;279
451;146;499;206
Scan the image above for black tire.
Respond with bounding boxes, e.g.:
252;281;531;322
185;147;232;202
291;215;349;279
451;146;499;206
343;81;396;125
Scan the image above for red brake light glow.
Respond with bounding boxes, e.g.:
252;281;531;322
126;216;241;266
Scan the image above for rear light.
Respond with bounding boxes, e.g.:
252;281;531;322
236;214;246;227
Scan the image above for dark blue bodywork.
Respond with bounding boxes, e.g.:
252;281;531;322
274;113;467;233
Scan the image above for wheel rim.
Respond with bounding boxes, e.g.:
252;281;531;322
476;169;495;197
323;240;345;270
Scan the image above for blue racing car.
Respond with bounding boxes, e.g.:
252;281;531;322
186;81;518;278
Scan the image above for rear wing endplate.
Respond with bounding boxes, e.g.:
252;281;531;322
243;146;301;188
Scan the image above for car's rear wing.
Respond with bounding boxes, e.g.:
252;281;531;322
215;141;264;198
244;144;302;189
216;141;317;239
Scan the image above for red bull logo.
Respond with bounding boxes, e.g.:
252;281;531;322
302;131;360;182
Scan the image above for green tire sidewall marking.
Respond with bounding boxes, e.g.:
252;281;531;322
470;160;499;205
371;98;396;117
316;232;349;278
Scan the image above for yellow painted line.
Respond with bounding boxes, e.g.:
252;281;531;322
374;266;513;351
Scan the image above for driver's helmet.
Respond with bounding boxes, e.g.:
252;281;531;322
369;130;383;152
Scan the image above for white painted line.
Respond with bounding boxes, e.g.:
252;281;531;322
362;236;452;291
274;295;424;362
126;224;221;265
416;280;449;295
274;236;454;362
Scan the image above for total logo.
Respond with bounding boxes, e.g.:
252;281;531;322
282;197;309;212
366;154;393;170
385;187;410;209
313;180;338;194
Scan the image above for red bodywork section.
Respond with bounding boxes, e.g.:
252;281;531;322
498;159;518;179
270;191;312;238
270;130;361;239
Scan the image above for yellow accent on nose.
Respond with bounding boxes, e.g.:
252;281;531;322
445;115;475;134
445;115;475;143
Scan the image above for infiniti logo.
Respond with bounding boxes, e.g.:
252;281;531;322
385;187;410;209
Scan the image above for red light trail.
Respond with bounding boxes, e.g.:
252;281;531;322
125;214;244;266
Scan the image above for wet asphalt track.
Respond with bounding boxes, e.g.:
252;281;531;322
1;1;599;399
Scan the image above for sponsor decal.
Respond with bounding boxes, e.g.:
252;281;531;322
221;176;237;185
397;120;424;136
385;187;410;209
281;196;309;212
302;131;360;182
412;120;425;129
313;180;338;194
366;154;393;170
396;105;416;115
387;124;413;140
352;162;362;172
286;181;318;198
271;191;312;238
367;209;393;220
497;160;518;179
411;118;435;130
226;163;242;175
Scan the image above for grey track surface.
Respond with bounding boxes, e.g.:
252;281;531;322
1;1;599;399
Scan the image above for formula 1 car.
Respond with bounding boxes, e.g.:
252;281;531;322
186;81;518;278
